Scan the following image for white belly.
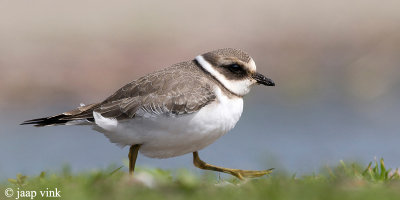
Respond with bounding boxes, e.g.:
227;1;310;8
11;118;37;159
93;88;243;158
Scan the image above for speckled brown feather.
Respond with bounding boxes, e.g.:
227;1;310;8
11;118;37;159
208;48;251;63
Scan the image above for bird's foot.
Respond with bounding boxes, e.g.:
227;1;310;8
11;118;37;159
227;168;274;180
193;151;273;180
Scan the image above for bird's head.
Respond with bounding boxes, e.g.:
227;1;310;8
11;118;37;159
195;48;275;96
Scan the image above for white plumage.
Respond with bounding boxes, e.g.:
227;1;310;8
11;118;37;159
93;87;243;158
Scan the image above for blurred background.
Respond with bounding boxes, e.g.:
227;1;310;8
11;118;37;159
1;0;399;179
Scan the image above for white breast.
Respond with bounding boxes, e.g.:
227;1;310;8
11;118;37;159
93;87;244;158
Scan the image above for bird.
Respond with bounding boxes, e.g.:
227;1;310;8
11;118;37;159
21;48;275;180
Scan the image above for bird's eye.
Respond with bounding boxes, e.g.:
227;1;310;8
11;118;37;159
227;64;243;74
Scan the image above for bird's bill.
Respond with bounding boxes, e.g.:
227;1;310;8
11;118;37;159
252;72;275;86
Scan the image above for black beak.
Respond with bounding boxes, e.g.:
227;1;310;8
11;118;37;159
252;72;275;86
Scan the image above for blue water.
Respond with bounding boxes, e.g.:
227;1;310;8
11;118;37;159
1;88;399;179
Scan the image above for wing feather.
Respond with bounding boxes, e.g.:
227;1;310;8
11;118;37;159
93;61;216;119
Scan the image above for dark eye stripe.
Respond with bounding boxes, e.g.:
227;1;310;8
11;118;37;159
226;64;245;74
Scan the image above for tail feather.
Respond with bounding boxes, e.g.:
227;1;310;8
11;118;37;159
21;103;99;127
20;114;73;127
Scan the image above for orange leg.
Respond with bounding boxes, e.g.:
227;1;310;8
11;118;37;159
128;144;141;175
193;151;273;180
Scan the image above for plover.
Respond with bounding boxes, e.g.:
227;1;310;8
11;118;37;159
22;48;275;179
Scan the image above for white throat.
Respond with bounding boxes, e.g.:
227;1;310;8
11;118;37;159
195;55;253;96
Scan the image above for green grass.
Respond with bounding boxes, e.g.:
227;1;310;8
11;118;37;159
1;158;399;200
